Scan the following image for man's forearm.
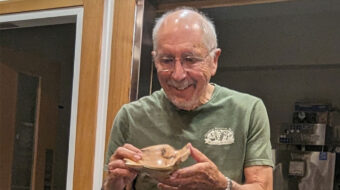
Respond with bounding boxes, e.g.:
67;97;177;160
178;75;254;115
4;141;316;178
238;165;273;190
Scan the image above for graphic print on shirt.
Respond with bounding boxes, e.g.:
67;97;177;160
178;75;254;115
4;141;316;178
204;128;234;145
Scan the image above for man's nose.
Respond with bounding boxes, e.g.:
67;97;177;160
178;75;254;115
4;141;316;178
171;59;187;81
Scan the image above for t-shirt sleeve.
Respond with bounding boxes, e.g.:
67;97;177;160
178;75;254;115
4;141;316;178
244;99;274;168
104;106;129;171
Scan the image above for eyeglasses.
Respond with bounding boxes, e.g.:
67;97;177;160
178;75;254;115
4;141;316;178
153;49;215;72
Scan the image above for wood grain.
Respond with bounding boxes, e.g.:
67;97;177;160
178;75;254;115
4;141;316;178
103;0;136;182
104;0;136;160
71;0;104;189
0;0;129;188
0;0;83;15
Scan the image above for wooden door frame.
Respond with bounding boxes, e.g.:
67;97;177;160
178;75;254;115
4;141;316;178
0;7;84;190
0;0;82;15
1;0;138;189
91;0;115;189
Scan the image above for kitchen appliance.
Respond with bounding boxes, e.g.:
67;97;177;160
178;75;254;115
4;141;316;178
273;150;336;190
274;102;340;190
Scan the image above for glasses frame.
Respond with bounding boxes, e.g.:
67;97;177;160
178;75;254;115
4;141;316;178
153;48;217;72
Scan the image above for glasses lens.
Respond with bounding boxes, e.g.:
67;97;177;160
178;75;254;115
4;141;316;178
155;52;211;71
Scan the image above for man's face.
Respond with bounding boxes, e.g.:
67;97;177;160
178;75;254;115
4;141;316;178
153;16;219;110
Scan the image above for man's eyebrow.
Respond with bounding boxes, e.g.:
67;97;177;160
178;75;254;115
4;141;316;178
157;50;199;57
181;52;195;56
157;53;174;57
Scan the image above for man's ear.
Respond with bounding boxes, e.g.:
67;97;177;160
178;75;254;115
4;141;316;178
151;51;159;70
151;50;156;57
210;48;221;76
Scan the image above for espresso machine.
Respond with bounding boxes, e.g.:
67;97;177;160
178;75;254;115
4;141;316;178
274;102;340;190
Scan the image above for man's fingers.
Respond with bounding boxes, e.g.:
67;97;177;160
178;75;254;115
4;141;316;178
157;183;178;190
111;146;142;162
108;158;138;178
109;168;137;179
188;143;210;163
160;176;193;187
108;159;130;170
171;162;206;178
123;143;142;154
105;166;138;189
105;144;141;189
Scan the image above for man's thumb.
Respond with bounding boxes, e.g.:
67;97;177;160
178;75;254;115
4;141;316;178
188;143;210;163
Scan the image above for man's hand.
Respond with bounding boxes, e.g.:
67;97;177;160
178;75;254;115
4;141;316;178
157;143;227;190
103;144;142;190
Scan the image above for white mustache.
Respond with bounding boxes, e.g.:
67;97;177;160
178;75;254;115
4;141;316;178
167;79;193;90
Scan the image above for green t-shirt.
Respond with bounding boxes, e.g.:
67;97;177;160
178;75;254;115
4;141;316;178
105;84;273;189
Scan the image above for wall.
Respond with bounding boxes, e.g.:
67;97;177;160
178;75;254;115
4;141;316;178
206;0;340;142
143;0;340;144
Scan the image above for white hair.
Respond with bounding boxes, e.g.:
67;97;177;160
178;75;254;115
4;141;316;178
152;7;218;51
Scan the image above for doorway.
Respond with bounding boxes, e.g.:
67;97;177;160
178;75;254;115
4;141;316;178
0;7;83;190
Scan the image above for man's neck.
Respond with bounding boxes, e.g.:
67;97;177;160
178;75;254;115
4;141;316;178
199;83;215;105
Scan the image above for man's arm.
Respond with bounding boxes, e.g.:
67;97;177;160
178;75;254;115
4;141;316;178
157;144;273;190
231;99;273;190
231;165;273;190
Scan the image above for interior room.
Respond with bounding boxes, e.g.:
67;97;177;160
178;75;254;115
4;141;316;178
141;0;340;143
1;0;340;189
0;20;76;190
136;0;340;189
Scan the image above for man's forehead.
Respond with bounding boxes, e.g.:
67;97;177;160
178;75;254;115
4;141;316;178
157;42;207;53
161;10;203;30
155;9;209;52
155;33;207;54
167;9;202;21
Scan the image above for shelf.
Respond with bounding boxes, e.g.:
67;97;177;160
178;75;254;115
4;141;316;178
155;0;293;12
275;143;340;152
21;122;34;127
219;63;340;72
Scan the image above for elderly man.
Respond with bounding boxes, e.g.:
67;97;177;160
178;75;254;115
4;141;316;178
103;7;273;190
